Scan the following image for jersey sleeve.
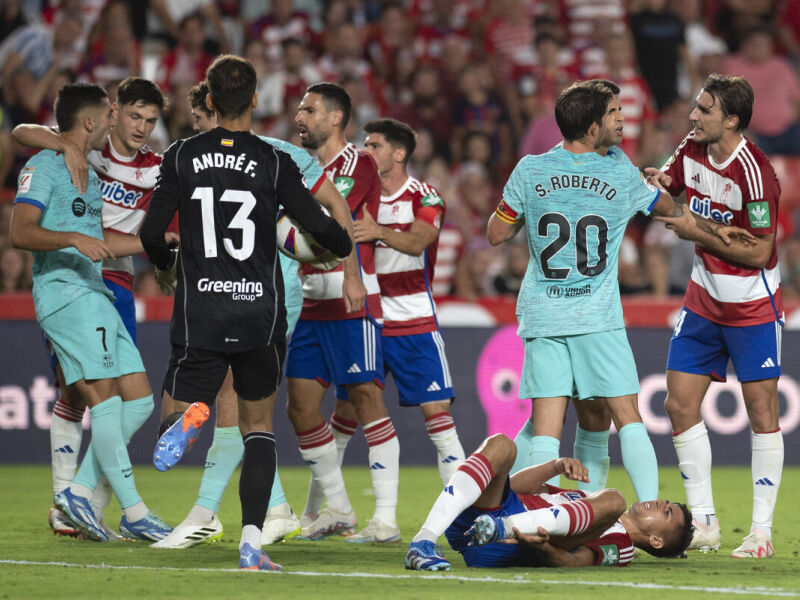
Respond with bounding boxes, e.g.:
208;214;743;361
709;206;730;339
14;153;54;212
661;134;690;196
259;136;325;194
742;154;781;235
140;141;181;269
624;160;660;215
275;150;352;258
347;155;381;218
498;156;529;222
582;532;635;567
415;184;445;230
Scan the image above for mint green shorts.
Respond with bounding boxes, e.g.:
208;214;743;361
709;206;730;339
39;292;145;385
519;328;640;400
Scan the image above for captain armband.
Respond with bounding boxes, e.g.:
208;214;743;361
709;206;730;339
494;199;521;224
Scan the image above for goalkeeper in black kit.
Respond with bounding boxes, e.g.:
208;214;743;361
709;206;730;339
140;54;353;571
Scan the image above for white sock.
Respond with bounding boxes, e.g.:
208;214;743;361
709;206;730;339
188;504;216;524
122;501;148;522
673;421;715;518
364;418;399;527
90;477;112;519
413;454;494;542
240;524;261;550
425;412;466;484
297;426;352;515
50;398;84;496
751;430;783;535
506;499;594;537
304;414;356;518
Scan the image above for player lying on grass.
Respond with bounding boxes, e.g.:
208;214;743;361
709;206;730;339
405;433;694;570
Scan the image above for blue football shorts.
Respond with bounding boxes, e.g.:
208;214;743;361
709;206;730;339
519;328;640;400
103;277;137;345
444;477;543;568
285;317;384;391
339;330;454;404
667;306;782;382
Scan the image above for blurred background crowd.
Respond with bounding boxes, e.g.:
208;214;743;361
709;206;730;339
2;0;800;302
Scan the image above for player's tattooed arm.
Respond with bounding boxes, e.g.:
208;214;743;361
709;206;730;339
12;124;89;193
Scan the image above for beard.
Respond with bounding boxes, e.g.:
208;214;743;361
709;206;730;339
300;129;324;149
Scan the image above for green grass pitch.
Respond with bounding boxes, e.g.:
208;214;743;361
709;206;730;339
1;464;798;599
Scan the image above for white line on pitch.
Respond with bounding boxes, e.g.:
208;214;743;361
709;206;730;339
2;559;797;597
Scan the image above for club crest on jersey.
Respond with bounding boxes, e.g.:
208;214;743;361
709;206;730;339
748;202;770;228
100;180;143;208
689;194;733;224
334;176;354;198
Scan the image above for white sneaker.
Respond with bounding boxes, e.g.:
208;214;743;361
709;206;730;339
150;514;223;549
345;519;401;544
687;516;721;552
731;529;774;558
49;505;80;538
261;504;301;545
298;507;357;540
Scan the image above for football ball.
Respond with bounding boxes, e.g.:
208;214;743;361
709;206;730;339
276;208;347;271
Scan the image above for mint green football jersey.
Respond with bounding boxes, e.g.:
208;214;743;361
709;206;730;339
503;145;660;338
15;150;112;321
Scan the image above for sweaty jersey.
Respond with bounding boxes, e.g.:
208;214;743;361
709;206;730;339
662;133;782;326
88;139;162;289
15;150;113;321
499;145;659;338
141;127;351;352
375;176;444;336
517;486;635;567
300;142;382;322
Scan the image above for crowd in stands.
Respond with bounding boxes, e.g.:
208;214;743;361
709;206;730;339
2;0;800;301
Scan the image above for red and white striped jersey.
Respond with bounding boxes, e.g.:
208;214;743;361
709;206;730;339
662;133;782;326
518;486;635;567
375;176;444;336
300;143;382;322
88;138;162;289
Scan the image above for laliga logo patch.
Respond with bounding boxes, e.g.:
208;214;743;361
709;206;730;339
71;197;86;217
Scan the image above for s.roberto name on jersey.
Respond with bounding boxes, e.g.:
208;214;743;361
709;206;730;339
534;174;618;199
197;277;263;302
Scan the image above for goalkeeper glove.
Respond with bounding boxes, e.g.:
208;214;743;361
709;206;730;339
155;250;178;296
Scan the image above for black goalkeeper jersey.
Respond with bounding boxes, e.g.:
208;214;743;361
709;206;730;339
141;127;351;352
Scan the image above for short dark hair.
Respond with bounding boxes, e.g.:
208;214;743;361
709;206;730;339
554;82;611;142
188;80;214;117
587;79;621;96
645;503;695;558
206;55;256;119
306;82;352;129
702;73;754;131
364;118;417;163
116;77;167;112
54;83;108;132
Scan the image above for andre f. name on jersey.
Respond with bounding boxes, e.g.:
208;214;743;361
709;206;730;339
192;150;259;178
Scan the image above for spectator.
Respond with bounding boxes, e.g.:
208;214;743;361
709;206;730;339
1;0;32;43
630;0;696;110
156;12;214;93
149;0;229;53
391;65;453;160
780;237;800;298
78;22;140;87
0;243;32;293
493;240;528;295
247;0;313;66
724;25;800;155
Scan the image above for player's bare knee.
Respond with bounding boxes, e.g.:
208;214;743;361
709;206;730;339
591;488;627;517
480;433;516;471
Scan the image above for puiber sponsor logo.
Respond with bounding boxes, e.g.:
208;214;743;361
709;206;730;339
197;277;263;301
99;180;144;208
